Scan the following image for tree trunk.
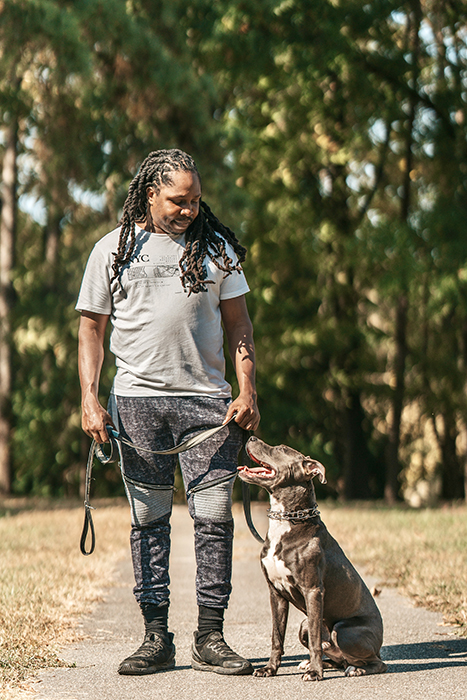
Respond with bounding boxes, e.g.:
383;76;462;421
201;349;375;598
0;122;17;494
438;413;464;500
459;312;467;503
385;293;408;504
465;444;467;505
45;213;60;267
384;3;421;504
341;390;372;500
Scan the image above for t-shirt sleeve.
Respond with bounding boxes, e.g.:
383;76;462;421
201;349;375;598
75;245;112;314
218;242;250;300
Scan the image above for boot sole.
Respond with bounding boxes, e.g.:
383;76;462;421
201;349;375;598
118;652;175;675
191;656;254;676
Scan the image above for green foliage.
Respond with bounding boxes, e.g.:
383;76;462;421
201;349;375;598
1;0;223;496
196;0;467;499
1;0;467;500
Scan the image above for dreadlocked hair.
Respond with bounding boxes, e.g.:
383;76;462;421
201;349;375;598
111;148;247;294
180;200;247;295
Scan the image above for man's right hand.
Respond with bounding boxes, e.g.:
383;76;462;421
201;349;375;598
81;394;114;444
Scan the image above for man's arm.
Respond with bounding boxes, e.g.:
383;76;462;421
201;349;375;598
78;310;114;443
220;295;260;431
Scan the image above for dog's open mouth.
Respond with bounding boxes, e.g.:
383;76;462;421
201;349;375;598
238;452;275;479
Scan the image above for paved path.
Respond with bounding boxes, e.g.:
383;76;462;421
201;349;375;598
31;504;466;700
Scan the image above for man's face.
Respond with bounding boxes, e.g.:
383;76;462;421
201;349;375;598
147;170;201;236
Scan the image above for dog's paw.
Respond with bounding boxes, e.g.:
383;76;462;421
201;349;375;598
302;670;323;681
253;666;277;678
345;665;366;677
299;659;324;680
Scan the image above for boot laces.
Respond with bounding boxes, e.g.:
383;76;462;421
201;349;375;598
136;634;165;657
205;633;236;658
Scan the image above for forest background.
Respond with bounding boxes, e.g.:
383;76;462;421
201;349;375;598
1;0;466;506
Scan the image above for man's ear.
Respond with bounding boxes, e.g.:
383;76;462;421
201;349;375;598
303;458;327;484
147;186;157;204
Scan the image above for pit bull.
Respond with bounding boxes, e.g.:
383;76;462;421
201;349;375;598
238;436;387;681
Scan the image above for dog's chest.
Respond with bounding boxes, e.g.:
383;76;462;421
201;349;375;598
261;518;295;595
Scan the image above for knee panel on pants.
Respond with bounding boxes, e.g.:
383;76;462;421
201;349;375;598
123;475;174;527
190;476;235;522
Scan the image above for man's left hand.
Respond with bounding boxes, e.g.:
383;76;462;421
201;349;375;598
224;394;260;432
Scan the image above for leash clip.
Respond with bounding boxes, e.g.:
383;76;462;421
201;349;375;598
106;425;120;440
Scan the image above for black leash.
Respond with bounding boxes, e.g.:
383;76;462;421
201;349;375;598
81;432;120;556
239;431;265;544
80;416;264;554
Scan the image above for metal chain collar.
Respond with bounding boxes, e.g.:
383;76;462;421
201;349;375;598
267;505;320;522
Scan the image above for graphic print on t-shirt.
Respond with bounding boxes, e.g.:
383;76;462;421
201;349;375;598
128;264;180;280
127;252;181;289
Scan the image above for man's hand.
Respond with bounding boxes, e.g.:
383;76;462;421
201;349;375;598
81;393;114;444
224;393;260;431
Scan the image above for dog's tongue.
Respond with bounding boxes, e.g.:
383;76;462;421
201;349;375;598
238;465;260;473
238;465;273;477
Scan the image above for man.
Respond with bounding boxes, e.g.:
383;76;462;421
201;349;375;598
76;149;260;676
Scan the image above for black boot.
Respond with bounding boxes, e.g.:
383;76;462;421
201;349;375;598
191;630;253;675
191;606;253;675
118;631;175;675
118;603;175;675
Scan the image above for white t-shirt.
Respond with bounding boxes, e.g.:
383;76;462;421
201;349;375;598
76;225;250;398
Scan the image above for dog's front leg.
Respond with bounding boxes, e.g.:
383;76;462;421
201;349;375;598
300;586;324;681
254;585;289;677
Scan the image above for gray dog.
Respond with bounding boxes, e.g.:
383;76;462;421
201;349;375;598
238;436;387;681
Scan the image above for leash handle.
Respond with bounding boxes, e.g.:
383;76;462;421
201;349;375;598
80;503;96;556
80;433;121;556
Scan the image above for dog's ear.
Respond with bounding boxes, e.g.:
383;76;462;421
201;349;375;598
303;458;327;484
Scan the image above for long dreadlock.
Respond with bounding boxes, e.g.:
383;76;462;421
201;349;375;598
112;149;247;294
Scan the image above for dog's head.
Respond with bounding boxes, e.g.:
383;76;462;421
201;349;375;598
238;436;326;493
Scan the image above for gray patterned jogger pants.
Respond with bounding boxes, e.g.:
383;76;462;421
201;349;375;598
108;395;244;610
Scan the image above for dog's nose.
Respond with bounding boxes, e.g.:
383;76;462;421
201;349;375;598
245;436;258;450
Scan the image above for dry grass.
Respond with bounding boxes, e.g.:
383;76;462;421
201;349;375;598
0;499;131;696
320;502;467;635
